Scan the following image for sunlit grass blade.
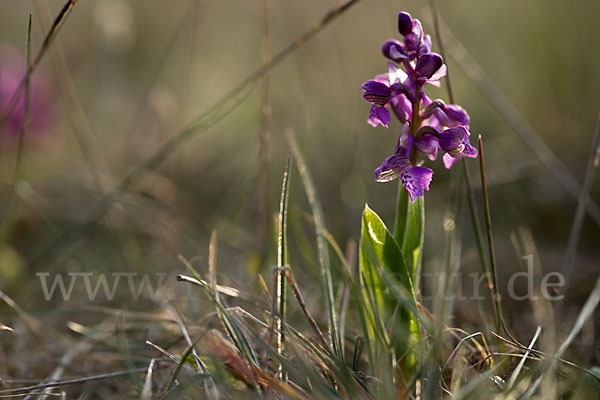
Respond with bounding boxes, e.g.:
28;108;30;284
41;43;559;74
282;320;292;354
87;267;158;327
275;155;291;379
140;358;156;400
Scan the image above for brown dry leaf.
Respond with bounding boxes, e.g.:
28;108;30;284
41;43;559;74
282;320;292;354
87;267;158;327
204;329;262;387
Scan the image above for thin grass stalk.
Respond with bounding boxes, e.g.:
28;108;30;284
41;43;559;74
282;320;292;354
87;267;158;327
140;358;156;400
477;136;505;352
437;18;600;227
177;254;259;369
146;341;197;375
506;326;541;391
163;304;217;397
33;0;106;191
522;278;600;398
1;0;78;124
427;0;496;322
275;155;291;380
164;343;196;393
282;267;333;355
562;111;600;292
0;366;170;396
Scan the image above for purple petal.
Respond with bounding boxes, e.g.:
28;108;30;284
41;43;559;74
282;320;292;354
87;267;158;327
390;93;412;123
439;126;468;154
362;80;391;106
427;63;447;83
442;134;478;169
375;153;411;182
397;12;413;36
418;34;432;57
395;123;413;155
382;39;407;61
400;166;434;201
462;141;478;158
444;104;470;128
367;105;390;128
387;62;408;85
416;52;444;80
373;73;390;85
415;133;439;160
421;99;446;119
425;104;470;129
443;153;458;169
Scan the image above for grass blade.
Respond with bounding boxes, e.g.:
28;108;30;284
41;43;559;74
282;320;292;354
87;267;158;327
165;343;196;393
427;0;494;321
436;17;600;227
140;358;156;400
506;326;541;391
562;111;600;290
274;155;292;378
287;129;340;356
1;0;79;124
477;136;505;351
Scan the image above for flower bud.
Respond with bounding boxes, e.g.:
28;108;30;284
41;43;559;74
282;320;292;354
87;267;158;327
397;12;413;36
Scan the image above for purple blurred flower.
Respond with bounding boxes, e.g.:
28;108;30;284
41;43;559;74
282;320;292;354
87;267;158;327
0;45;52;138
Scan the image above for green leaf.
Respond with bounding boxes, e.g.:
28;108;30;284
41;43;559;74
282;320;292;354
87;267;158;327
394;186;425;287
359;204;419;374
362;205;413;297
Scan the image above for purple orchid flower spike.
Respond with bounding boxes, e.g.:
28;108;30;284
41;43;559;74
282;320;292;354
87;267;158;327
363;10;478;201
375;124;434;201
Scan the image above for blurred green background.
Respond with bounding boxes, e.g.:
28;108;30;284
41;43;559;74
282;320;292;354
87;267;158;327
0;0;599;350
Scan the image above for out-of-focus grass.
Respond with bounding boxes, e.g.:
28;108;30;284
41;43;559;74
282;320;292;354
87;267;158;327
0;0;599;397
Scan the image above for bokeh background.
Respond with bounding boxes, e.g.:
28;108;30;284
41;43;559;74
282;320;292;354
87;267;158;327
1;0;599;363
